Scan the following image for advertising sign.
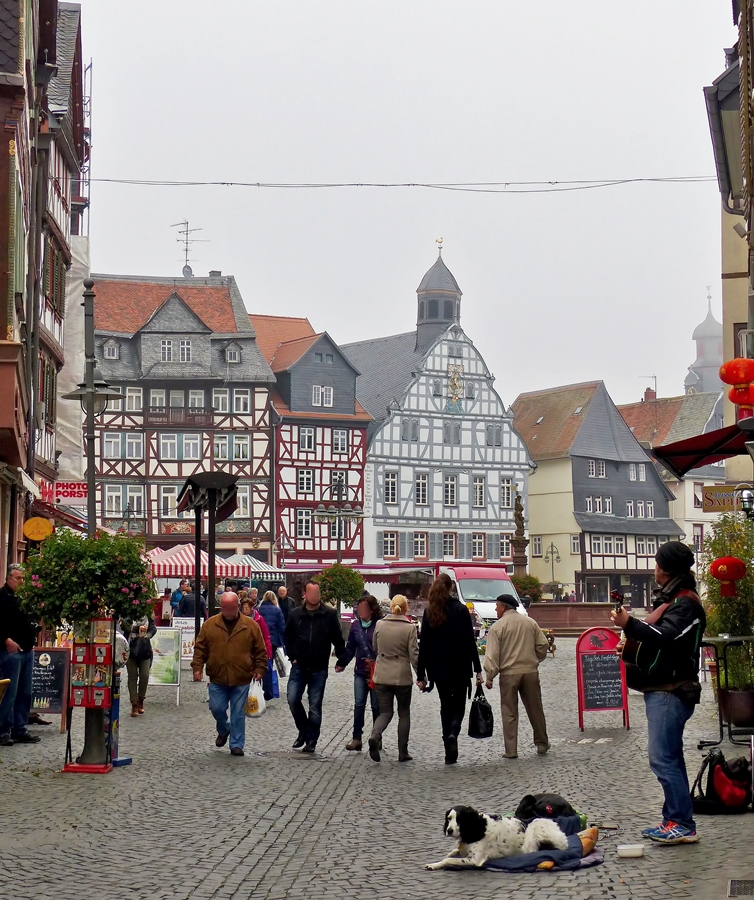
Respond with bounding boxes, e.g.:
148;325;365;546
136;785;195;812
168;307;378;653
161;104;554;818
54;481;88;505
575;627;629;731
149;628;181;686
173;617;197;660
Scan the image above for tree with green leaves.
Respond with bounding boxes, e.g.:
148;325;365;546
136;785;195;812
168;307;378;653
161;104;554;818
511;574;543;603
315;564;364;610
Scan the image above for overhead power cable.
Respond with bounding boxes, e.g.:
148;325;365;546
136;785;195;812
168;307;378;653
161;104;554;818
90;176;716;194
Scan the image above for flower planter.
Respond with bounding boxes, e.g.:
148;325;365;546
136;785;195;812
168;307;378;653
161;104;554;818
727;688;754;729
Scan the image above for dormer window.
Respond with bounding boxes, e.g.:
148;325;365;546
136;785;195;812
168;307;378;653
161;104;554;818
103;341;119;360
226;347;240;364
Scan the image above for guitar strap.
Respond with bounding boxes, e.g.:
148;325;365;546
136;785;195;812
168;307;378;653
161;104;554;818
645;589;701;626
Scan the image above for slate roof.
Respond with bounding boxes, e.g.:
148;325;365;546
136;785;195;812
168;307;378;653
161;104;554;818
249;314;315;363
617;392;722;447
341;331;425;430
92;274;253;335
573;513;683;536
48;3;79;115
270;388;372;423
269;334;323;373
417;255;462;294
0;0;19;75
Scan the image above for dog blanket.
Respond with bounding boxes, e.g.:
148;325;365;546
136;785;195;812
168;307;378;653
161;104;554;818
484;815;604;873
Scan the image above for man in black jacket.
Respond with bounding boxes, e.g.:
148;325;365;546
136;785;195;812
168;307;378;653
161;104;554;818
0;564;41;746
611;542;705;845
284;580;346;753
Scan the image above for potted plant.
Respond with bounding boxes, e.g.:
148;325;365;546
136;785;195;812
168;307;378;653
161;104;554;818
315;564;365;613
701;513;754;728
511;574;542;604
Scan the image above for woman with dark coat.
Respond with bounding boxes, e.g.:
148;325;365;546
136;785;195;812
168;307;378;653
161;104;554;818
336;595;382;751
126;616;157;717
417;574;482;764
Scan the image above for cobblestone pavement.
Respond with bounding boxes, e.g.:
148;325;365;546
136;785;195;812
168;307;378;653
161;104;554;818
1;638;752;900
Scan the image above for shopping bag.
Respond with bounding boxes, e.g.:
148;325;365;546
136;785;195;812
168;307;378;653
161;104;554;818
274;647;292;678
245;681;267;718
468;684;494;739
271;668;280;699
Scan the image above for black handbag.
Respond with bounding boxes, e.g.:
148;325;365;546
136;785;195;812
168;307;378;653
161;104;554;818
468;684;494;739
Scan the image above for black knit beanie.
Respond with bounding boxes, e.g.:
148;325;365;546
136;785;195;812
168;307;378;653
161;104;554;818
655;541;695;576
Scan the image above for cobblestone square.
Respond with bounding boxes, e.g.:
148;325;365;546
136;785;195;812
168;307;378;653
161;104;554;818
1;639;751;900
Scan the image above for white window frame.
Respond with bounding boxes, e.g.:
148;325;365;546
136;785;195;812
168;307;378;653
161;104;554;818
234;485;250;518
471;533;486;559
160;433;178;460
298;469;314;494
615;535;625;554
585;496;593;513
226;347;240;364
500;478;513;509
214;435;229;461
646;500;654;518
126;485;144;516
605;496;613;514
629;463;637;482
415;473;428;506
234;389;250;413
638;463;646;482
384;472;398;505
104;342;118;359
383;531;397;559
103;433;121;459
594;496;603;514
592;535;602;554
413;532;427;559
588;459;596;478
107;386;123;411
179;340;191;363
322;386;333;408
443;474;457;507
161;339;173;362
296;508;313;538
332;429;348;453
500;533;512;558
636;536;647;555
233;435;250;461
125;432;143;460
126;387;143;412
299;427;315;452
150;389;165;409
646;536;657;555
693;524;704;550
603;535;614;554
330;518;346;540
212;389;229;413
571;534;580;554
626;500;634;517
183;434;201;460
637;500;645;518
169;390;184;409
312;385;322;407
693;482;703;509
104;485;122;517
531;536;543;557
189;390;204;409
442;532;456;558
597;460;606;478
160;485;179;518
473;475;485;509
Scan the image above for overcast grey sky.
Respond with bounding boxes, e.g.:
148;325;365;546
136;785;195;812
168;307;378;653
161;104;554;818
79;1;735;407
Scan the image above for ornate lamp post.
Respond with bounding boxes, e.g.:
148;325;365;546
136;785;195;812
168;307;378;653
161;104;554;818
543;542;561;585
314;480;364;564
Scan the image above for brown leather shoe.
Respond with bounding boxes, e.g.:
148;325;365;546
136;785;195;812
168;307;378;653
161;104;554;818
346;739;362;751
130;703;139;718
137;698;145;715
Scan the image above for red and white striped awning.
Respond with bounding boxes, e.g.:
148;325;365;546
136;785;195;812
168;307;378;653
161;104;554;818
148;544;249;578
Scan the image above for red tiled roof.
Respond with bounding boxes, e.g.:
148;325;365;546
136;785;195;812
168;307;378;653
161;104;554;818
617;396;685;447
93;279;238;333
511;382;600;459
268;333;324;373
270;388;372;422
248;314;315;362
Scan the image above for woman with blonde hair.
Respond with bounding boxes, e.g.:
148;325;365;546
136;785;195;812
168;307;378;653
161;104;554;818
257;589;286;699
367;594;419;763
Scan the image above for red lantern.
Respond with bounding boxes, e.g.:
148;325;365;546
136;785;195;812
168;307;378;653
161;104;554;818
728;384;754;406
710;556;747;597
720;358;754;385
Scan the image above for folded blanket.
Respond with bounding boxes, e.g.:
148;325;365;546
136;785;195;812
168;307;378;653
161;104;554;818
484;815;604;874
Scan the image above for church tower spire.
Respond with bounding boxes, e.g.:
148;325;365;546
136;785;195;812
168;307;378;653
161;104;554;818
415;243;462;351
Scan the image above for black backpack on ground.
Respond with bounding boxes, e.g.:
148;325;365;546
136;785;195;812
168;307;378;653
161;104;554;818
691;748;752;815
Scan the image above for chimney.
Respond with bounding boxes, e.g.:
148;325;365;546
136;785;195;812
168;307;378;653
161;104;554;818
209;270;222;277
643;387;656;402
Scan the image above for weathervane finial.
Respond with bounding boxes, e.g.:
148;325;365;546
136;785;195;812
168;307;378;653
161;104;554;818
706;284;712;310
436;237;443;257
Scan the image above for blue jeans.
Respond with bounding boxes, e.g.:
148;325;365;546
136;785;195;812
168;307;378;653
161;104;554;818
0;650;33;738
208;682;250;750
645;690;696;829
353;673;379;740
287;665;328;745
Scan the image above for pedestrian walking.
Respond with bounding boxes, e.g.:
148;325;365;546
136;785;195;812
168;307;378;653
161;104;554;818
257;590;286;699
611;542;705;845
0;564;41;746
277;586;290;624
284;580;347;753
367;595;418;763
336;594;383;751
241;597;274;700
416;574;482;764
483;594;549;758
170;579;189;616
191;592;268;756
179;583;208;620
126;616;157;717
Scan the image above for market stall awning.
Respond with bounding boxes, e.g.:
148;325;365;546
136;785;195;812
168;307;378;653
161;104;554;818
223;554;285;582
652;424;749;479
149;544;249;578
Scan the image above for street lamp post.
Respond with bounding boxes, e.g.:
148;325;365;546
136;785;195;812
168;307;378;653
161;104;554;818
314;480;364;564
543;541;561;585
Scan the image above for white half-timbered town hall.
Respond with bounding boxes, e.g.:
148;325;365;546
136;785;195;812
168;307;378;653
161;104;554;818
342;254;532;565
92;274;275;558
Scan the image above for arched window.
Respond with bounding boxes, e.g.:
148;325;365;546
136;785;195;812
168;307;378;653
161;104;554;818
418;301;425;320
428;299;439;319
444;300;454;319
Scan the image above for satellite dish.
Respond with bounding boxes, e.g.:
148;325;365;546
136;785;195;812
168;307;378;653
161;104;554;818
182;264;193;278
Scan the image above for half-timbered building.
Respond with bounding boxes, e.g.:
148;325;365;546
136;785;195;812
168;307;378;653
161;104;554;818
250;315;371;566
93;273;275;557
342;254;531;566
512;381;684;605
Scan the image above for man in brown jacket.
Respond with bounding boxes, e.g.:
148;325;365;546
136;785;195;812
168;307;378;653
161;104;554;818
192;592;268;756
483;594;550;759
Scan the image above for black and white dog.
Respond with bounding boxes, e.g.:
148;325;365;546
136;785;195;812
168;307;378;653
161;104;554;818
426;805;569;870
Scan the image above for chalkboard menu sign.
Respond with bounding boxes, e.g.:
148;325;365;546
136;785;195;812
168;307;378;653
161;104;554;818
580;652;622;710
32;648;70;716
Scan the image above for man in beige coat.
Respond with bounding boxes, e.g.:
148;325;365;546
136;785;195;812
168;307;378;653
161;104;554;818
483;594;550;758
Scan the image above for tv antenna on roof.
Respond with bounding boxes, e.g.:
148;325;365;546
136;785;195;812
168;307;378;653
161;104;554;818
171;220;209;277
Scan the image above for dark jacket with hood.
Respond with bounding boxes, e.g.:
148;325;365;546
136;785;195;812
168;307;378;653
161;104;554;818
0;583;37;652
417;597;481;687
622;574;706;691
284;601;347;672
343;614;381;676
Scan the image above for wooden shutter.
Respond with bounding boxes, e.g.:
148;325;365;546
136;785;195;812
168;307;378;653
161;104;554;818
399;532;407;559
376;531;384;558
456;533;466;559
487;533;501;560
428;532;439;560
401;419;409;440
406;531;415;559
443;422;451;444
453;423;461;444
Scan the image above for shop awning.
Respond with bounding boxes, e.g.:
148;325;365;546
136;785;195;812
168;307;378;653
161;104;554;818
223;554;285;582
149;544;249;578
652;424;749;478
